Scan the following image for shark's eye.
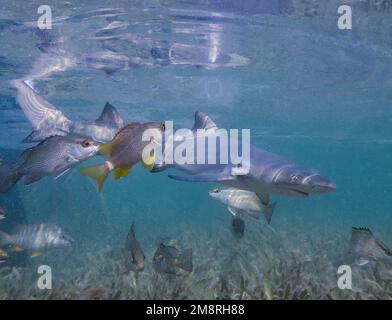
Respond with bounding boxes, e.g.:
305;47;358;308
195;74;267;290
161;123;166;131
213;189;220;193
81;140;92;148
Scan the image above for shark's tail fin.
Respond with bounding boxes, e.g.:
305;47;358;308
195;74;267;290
263;202;276;225
177;248;193;272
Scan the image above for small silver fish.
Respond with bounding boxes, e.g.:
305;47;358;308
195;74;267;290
124;223;145;272
18;135;101;185
351;227;392;266
209;188;275;223
0;224;74;256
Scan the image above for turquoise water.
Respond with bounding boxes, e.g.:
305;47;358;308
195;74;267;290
1;1;392;299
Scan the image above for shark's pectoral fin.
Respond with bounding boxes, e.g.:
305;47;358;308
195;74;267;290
256;192;270;206
263;202;276;225
227;206;240;217
168;172;235;183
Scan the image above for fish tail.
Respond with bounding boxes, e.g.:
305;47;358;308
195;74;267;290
0;162;22;193
177;248;193;272
80;163;110;192
0;230;11;247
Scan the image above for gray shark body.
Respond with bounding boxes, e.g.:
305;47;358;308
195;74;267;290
153;112;335;223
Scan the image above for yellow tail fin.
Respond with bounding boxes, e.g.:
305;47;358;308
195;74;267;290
114;166;132;180
80;164;108;192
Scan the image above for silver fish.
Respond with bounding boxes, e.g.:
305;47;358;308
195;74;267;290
124;223;145;272
0;224;74;254
209;188;266;221
351;227;392;266
18;135;101;185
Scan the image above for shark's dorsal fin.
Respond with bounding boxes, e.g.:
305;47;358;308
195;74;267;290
95;102;124;127
192;112;218;131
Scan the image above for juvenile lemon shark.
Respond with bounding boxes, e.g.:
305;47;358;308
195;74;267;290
11;79;124;143
152;112;335;223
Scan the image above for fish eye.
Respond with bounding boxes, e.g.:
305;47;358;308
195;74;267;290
81;140;92;148
160;123;166;131
213;189;220;193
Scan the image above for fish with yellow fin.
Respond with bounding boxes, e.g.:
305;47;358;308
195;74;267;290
80;122;165;191
0;224;74;258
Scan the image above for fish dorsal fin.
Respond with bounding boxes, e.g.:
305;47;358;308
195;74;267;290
113;123;140;140
353;227;372;234
192;112;218;131
95;102;124;127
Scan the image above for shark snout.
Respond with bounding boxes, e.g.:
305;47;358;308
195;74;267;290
305;175;336;194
